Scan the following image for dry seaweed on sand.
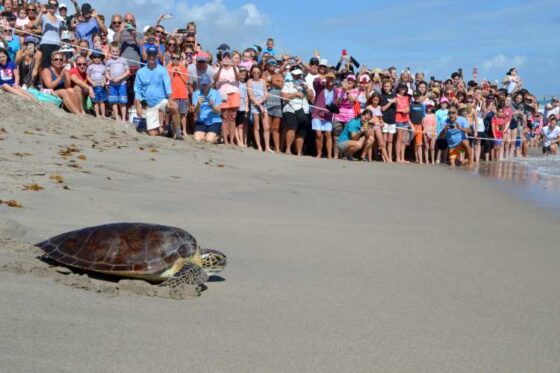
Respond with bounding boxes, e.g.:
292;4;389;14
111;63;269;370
77;154;87;160
49;175;65;183
58;145;81;157
0;199;23;208
22;184;44;191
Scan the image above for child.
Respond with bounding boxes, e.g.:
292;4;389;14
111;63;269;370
423;100;437;164
409;90;425;163
247;65;270;152
236;66;249;146
105;41;130;121
363;93;389;162
86;50;107;118
265;38;275;57
491;106;507;160
167;53;189;138
435;97;450;164
395;83;410;163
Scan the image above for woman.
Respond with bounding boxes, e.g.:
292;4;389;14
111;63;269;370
192;74;222;143
312;72;337;159
507;93;525;158
503;68;522;95
332;74;359;158
471;89;488;162
215;50;241;145
247;65;270;152
0;48;36;101
356;74;372;112
265;59;283;151
40;51;83;113
31;0;62;68
163;37;182;66
15;36;41;88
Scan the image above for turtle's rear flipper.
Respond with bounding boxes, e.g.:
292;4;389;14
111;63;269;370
161;263;208;299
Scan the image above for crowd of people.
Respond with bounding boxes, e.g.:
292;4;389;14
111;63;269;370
1;0;559;162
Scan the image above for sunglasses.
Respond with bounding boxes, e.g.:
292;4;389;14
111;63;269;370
171;56;180;60
168;43;176;46
186;40;195;43
77;63;87;66
27;7;36;10
112;21;122;25
52;58;64;62
124;19;135;23
448;111;458;114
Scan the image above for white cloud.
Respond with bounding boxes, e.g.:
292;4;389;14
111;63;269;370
482;54;527;71
93;0;268;51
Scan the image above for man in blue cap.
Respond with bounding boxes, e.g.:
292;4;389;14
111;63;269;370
134;44;181;139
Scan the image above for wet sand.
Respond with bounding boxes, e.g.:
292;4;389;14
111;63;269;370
1;93;560;372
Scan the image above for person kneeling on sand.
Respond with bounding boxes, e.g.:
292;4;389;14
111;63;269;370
542;115;559;155
440;108;473;167
134;45;181;139
192;73;222;143
337;109;374;160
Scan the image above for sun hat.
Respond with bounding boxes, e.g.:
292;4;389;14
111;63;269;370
319;58;329;67
58;3;68;9
199;74;212;86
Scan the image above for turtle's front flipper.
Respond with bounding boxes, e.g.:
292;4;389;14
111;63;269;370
161;263;208;299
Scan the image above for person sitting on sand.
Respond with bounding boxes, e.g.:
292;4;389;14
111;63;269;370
0;47;36;101
337;109;374;160
40;51;84;113
542;116;559;155
134;44;181;139
192;73;222;143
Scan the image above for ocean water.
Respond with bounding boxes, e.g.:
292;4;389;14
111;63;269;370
475;155;560;215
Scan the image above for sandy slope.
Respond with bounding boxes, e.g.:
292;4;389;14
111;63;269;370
1;92;559;372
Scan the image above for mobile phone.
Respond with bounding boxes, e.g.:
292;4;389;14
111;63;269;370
177;28;187;34
473;67;478;75
458;68;463;75
430;76;435;81
342;49;347;56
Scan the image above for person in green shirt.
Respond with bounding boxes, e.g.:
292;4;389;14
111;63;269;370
337;109;373;160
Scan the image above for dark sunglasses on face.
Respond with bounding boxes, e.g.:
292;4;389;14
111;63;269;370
168;43;176;46
171;56;180;61
112;21;122;25
77;63;87;66
449;111;457;114
52;58;63;62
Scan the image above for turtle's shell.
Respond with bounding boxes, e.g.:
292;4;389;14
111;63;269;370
37;223;199;274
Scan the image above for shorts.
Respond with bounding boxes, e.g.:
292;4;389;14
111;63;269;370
176;99;189;114
267;105;283;118
494;139;503;146
337;141;350;154
382;123;396;134
332;120;347;137
311;118;333;132
477;131;486;139
221;93;240;110
412;124;423;145
108;84;128;104
436;138;448;150
250;104;267;115
92;86;107;103
194;122;221;135
236;111;247;126
396;121;409;129
145;99;168;131
448;144;466;163
283;111;307;138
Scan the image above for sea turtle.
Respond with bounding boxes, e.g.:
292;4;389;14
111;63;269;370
36;223;227;296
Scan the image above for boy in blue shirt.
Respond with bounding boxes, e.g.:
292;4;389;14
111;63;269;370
440;108;473;167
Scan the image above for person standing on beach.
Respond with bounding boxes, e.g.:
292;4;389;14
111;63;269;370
105;41;130;121
395;83;411;163
435;97;450;164
380;79;396;162
134;44;180;139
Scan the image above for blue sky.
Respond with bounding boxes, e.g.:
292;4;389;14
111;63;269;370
99;0;560;96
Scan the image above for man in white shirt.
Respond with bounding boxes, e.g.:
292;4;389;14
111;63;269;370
542;115;560;155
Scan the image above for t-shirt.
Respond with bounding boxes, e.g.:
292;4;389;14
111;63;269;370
105;57;129;85
119;30;143;67
86;63;106;86
216;66;239;95
543;126;560;147
304;72;319;96
282;80;310;114
167;63;189;100
192;88;222;125
395;95;410;123
0;61;16;86
75;18;100;48
6;37;20;61
338;118;362;143
134;64;172;107
188;64;214;91
69;67;87;87
40;15;62;45
445;117;469;148
380;92;396;124
409;101;425;124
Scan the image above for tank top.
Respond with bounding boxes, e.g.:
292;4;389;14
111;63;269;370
267;87;281;109
40;15;61;46
250;79;265;104
217;67;240;96
50;68;65;90
18;57;35;87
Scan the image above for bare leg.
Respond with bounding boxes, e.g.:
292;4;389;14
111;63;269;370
253;114;262;151
262;113;272;152
325;131;333;159
396;129;403;163
270;116;281;151
385;132;394;163
315;131;323;158
285;129;295;155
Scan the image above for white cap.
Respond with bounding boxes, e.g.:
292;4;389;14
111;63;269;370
291;69;303;76
59;3;68;9
319;59;329;66
60;30;75;41
143;25;151;33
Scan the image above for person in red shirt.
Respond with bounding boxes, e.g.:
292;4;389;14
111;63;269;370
395;83;411;163
69;55;94;113
167;53;190;138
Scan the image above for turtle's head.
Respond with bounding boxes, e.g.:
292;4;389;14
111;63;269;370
200;248;227;276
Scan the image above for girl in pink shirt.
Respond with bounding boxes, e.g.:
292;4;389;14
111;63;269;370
422;102;437;164
394;83;410;163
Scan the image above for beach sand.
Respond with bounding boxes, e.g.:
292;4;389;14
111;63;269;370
1;92;559;372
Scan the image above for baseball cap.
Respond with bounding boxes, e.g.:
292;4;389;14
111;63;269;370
412;90;422;97
309;57;319;65
24;35;39;45
291;68;303;76
425;100;435;107
91;49;104;59
347;74;356;81
440;97;449;104
217;43;230;52
199;74;212;86
60;30;75;41
81;3;92;14
267;59;278;66
59;3;68;9
319;58;328;66
359;74;370;83
197;52;209;62
146;44;159;55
